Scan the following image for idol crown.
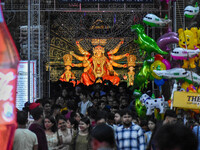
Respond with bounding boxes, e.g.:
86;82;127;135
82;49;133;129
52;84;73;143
91;39;107;46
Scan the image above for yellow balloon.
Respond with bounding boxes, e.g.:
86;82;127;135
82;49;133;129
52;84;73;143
198;87;200;93
181;81;189;90
151;60;166;79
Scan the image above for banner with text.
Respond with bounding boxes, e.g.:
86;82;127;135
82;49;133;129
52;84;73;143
16;60;37;110
173;91;200;110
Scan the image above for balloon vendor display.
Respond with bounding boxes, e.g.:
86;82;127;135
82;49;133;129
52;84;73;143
132;3;200;117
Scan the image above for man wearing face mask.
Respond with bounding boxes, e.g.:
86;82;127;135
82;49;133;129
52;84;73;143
115;109;145;150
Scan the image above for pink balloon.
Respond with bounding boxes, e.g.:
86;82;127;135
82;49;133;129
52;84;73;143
162;59;171;70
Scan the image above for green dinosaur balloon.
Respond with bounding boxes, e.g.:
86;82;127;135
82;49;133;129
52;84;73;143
131;24;168;57
134;57;154;90
133;89;146;118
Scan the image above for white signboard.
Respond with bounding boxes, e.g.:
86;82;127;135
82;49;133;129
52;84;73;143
16;60;37;110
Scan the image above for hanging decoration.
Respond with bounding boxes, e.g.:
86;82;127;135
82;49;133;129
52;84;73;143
139;93;166;115
143;14;171;27
131;24;168;58
184;2;199;18
157;31;179;51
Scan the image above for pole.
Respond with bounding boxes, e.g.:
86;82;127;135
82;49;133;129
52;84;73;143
28;0;31;103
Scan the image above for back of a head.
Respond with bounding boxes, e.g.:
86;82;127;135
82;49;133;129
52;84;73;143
42;100;51;107
154;123;198;150
80;116;91;125
51;104;61;111
80;89;88;97
17;111;28;125
91;123;115;148
164;109;177;119
95;111;107;123
87;107;97;119
30;107;43;121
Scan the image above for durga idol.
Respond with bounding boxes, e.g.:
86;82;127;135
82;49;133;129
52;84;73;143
70;39;128;86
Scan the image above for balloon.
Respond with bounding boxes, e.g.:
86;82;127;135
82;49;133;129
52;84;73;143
198;87;200;93
154;78;165;87
134;90;147;117
154;109;164;120
168;100;171;107
184;3;199;18
143;14;171;27
134;57;154;89
131;24;168;58
155;54;164;61
161;59;171;70
157;32;179;51
186;84;197;93
179;28;197;69
135;98;147;118
181;82;190;90
192;109;200;113
151;60;166;79
140;93;166;115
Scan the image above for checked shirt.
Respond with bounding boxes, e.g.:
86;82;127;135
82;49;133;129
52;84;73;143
115;123;145;150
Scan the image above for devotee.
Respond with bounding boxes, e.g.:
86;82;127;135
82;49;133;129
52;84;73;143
13;111;38;150
114;111;122;126
29;106;48;150
70;117;92;150
87;106;98;127
106;113;115;129
43;101;51;117
192;122;200;150
55;96;66;108
95;111;107;125
65;100;77;119
44;116;63;150
163;109;177;125
115;109;145;150
78;90;93;116
154;123;198;150
110;106;119;114
107;95;115;108
70;111;82;123
91;123;116;150
57;115;73;150
98;100;110;112
51;104;61;120
91;97;99;108
145;118;157;148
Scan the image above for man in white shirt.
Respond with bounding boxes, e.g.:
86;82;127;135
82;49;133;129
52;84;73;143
78;90;93;116
13;111;38;150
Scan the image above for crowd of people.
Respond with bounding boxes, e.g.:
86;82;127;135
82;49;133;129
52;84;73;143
13;81;200;150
